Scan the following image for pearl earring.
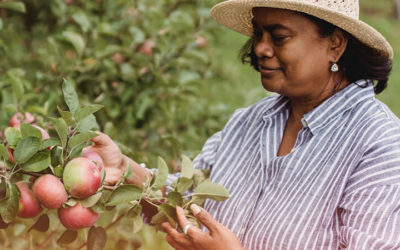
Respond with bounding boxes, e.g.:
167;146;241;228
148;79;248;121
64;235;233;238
331;62;339;72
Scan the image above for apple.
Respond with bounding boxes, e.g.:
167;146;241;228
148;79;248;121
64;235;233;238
16;182;42;218
63;157;101;199
82;147;104;171
58;203;98;230
196;36;206;48
33;174;68;209
139;40;155;57
112;52;124;64
9;112;35;127
32;125;50;140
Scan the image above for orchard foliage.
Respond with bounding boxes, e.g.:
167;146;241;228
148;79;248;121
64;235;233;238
0;80;229;249
0;0;226;166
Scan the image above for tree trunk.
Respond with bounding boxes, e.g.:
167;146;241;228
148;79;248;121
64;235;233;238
396;0;400;19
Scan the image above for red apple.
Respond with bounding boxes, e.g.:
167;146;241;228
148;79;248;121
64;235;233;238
112;52;124;64
9;112;35;127
196;36;206;48
139;40;155;57
82;147;104;171
16;182;42;218
32;125;50;140
58;203;98;230
63;157;101;199
33;174;68;209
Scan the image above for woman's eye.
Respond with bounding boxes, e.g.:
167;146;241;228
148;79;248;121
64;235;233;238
253;30;262;39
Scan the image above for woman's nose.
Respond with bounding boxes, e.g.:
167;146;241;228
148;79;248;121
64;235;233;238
254;35;274;58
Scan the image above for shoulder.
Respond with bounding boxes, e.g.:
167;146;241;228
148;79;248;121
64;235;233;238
224;94;283;129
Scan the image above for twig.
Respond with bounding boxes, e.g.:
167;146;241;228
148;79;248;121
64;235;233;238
34;229;57;250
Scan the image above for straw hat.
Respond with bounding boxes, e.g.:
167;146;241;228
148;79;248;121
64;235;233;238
210;0;393;60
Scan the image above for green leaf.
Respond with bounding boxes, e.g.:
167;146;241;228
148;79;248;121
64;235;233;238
132;213;144;233
54;165;63;178
72;12;91;32
62;31;85;56
69;131;97;148
7;71;24;101
5;127;21;147
50;146;63;167
76;114;98;133
106;185;142;206
167;191;183;207
28;214;49;232
0;143;9;161
57;106;75;126
13;137;41;164
49;117;68;148
75;104;103;123
87;226;107;250
57;229;77;245
22;151;50;172
193;180;230;202
0;183;20;223
80;192;103;208
151;211;168;225
151;157;169;191
20;123;42;139
0;2;26;13
40;138;61;150
62;79;79;114
127;203;142;218
158;204;177;227
176;177;193;194
181;155;194;179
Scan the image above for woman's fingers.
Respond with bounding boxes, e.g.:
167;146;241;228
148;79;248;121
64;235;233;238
176;206;204;237
190;204;220;234
90;131;112;146
162;222;192;249
103;167;122;185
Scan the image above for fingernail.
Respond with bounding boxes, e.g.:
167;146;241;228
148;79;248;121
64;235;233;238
190;204;201;215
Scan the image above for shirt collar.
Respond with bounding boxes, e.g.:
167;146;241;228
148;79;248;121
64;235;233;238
302;79;375;135
262;79;375;135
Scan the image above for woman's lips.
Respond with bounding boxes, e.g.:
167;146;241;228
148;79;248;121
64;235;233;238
259;65;281;77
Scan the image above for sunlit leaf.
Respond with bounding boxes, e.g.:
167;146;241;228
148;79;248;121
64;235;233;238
49;117;68;148
62;31;85;56
69;131;97;148
0;183;20;223
181;154;194;179
193;180;230;202
75;104;103;122
62;79;79;114
106;185;142;206
151;156;168;191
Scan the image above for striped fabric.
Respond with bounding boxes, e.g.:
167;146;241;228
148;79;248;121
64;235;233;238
183;80;400;249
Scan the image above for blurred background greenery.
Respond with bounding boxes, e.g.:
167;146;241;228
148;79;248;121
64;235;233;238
0;0;398;249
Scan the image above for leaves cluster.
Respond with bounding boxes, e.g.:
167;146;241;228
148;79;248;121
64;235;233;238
0;0;226;165
0;80;230;249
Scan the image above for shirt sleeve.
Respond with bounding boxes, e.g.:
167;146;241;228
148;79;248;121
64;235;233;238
338;125;400;249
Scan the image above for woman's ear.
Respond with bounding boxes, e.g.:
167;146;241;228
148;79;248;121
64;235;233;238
330;29;348;61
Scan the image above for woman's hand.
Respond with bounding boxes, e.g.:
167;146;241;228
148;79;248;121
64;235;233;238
162;204;245;250
89;132;124;185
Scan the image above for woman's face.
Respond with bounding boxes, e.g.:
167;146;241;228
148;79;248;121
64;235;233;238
252;8;335;100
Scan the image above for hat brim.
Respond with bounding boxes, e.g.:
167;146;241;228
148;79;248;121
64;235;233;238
211;0;393;60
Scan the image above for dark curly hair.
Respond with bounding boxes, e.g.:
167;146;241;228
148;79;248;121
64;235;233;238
239;12;392;94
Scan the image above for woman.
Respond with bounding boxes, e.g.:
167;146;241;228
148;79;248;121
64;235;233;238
93;0;400;249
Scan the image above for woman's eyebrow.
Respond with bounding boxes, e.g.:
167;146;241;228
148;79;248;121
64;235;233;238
251;20;292;32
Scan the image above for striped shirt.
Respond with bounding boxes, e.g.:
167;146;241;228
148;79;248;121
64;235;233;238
189;80;400;249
